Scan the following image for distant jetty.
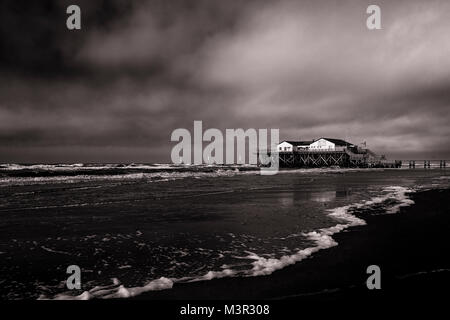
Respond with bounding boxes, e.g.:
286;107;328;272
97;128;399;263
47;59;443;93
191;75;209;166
262;137;401;168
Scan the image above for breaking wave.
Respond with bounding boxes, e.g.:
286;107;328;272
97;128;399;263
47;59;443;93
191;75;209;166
41;186;415;300
0;163;259;186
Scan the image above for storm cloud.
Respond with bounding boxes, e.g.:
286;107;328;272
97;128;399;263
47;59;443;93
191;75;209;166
1;0;449;162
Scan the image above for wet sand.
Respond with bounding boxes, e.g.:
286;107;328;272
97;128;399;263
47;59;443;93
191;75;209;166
132;188;450;302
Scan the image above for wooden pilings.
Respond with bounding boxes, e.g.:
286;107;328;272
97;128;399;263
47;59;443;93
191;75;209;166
277;151;348;167
275;151;402;168
406;160;448;169
270;153;448;169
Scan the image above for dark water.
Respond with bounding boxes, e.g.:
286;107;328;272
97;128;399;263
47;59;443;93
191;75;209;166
0;164;449;299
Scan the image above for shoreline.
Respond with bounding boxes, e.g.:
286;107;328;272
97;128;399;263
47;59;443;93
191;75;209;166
129;187;450;301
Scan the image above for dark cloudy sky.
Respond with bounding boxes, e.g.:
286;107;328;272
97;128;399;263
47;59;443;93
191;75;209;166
1;0;449;163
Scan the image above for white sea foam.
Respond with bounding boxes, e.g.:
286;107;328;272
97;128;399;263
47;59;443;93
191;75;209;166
40;246;71;256
42;185;416;300
0;163;175;171
102;277;173;299
0;166;258;186
41;277;173;300
354;186;415;214
241;185;414;277
187;269;236;282
243;205;366;276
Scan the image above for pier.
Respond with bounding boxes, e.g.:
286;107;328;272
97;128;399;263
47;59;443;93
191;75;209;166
259;138;448;169
406;160;448;169
260;153;449;169
274;150;401;168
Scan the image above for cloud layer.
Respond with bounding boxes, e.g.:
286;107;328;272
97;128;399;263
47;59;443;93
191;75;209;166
1;0;449;162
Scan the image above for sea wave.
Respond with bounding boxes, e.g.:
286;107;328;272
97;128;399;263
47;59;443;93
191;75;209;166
0;163;404;186
42;277;173;300
0;164;259;186
243;186;415;276
41;185;416;300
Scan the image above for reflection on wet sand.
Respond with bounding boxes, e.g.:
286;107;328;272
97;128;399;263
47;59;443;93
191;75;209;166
310;191;337;203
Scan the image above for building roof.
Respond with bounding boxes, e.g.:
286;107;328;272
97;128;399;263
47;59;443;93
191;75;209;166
314;138;353;146
281;140;314;146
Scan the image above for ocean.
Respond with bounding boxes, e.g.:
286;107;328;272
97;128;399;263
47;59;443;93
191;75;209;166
0;164;449;299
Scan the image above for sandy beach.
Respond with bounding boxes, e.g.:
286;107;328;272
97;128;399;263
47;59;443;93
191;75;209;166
131;188;450;302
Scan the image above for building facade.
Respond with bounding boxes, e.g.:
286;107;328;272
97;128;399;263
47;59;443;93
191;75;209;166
277;138;354;152
277;140;313;152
